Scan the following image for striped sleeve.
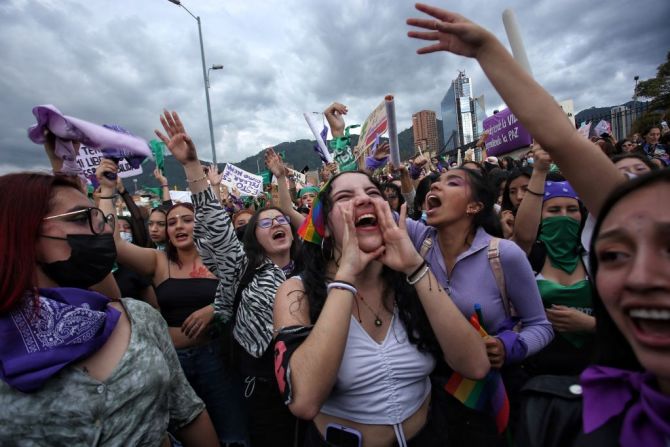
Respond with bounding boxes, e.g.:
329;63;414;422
191;187;247;324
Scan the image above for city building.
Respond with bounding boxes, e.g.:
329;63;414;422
412;110;439;155
440;71;481;154
610;105;633;141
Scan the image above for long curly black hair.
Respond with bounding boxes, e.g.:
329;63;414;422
298;171;441;357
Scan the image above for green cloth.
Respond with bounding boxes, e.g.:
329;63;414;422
329;125;359;172
298;186;319;197
143;186;162;197
537;279;593;348
260;170;273;184
149;139;166;174
538;216;581;273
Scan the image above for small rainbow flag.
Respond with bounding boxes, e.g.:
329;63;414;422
297;190;326;244
444;314;510;434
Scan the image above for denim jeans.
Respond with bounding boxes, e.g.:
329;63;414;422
177;339;249;445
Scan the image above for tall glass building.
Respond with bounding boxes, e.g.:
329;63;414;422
440;71;481;153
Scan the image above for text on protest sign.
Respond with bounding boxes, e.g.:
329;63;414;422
483;108;532;156
76;146;143;182
357;101;388;154
221;164;264;196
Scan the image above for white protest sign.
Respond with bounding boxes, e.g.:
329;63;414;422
76;146;143;182
169;190;192;204
221;164;264;196
287;168;307;185
558;99;575;127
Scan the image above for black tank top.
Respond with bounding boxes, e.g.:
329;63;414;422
155;262;218;327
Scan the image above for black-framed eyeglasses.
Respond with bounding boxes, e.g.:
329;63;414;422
43;207;113;235
256;215;290;229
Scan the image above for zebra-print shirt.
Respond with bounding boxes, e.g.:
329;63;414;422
192;188;286;358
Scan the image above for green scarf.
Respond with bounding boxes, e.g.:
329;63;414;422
538;215;581;273
537;279;593;348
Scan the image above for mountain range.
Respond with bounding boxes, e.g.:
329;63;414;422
127;101;645;192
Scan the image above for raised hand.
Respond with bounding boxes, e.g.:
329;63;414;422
335;201;385;281
324;102;348;137
265;147;288;178
371;200;424;275
407;3;494;58
374;142;390;160
206;163;222;186
532;145;553;173
95;159;119;193
153;167;168;186
154;110;198;165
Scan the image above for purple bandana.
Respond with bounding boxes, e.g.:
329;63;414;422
365;155;388;171
27;105;150;176
543;180;579;202
581;365;670;446
0;288;120;393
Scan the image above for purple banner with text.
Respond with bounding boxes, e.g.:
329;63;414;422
483;108;532;156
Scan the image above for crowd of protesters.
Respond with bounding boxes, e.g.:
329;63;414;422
1;3;669;447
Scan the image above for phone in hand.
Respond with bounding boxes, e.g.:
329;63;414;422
325;424;362;447
103;157;120;181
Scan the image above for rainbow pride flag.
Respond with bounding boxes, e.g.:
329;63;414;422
444;315;510;434
297;192;326;244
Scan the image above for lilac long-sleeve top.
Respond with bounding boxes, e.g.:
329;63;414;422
406;221;554;364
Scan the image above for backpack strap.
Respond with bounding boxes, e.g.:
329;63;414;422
419;235;433;258
488;237;514;318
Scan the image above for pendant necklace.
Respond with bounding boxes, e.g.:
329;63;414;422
356;292;384;327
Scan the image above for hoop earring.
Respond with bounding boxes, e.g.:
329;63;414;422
321;236;334;261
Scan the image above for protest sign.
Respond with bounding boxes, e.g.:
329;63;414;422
558;99;575;127
169;190;192;204
357;101;388;155
287;168;307;185
594;120;612;136
221;164;263;196
483;108;532;156
76;146;143;183
577;122;592;139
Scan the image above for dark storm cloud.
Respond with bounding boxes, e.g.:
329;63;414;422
1;0;668;173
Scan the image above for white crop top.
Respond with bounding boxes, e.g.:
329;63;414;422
320;308;435;425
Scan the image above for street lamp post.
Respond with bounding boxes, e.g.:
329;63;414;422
167;0;222;166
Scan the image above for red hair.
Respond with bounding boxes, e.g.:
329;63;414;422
0;173;80;314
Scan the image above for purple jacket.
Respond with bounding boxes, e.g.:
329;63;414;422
406;221;554;364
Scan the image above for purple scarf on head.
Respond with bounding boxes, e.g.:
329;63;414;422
0;288;120;393
581;365;670;446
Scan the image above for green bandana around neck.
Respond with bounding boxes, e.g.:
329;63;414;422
538;215;581;274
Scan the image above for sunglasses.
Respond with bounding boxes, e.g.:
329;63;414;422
256;215;290;229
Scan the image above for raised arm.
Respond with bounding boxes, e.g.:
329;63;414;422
205;164;223;203
265;148;305;230
511;146;551;254
324;102;348;138
407;3;625;216
96;160;160;278
116;176;149;248
153;168;173;203
155;110;248;323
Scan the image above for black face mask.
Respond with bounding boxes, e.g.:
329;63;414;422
235;224;248;241
40;234;117;289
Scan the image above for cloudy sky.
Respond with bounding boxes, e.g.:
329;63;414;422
1;0;668;174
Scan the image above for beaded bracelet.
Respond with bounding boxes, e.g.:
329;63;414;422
327;281;358;296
